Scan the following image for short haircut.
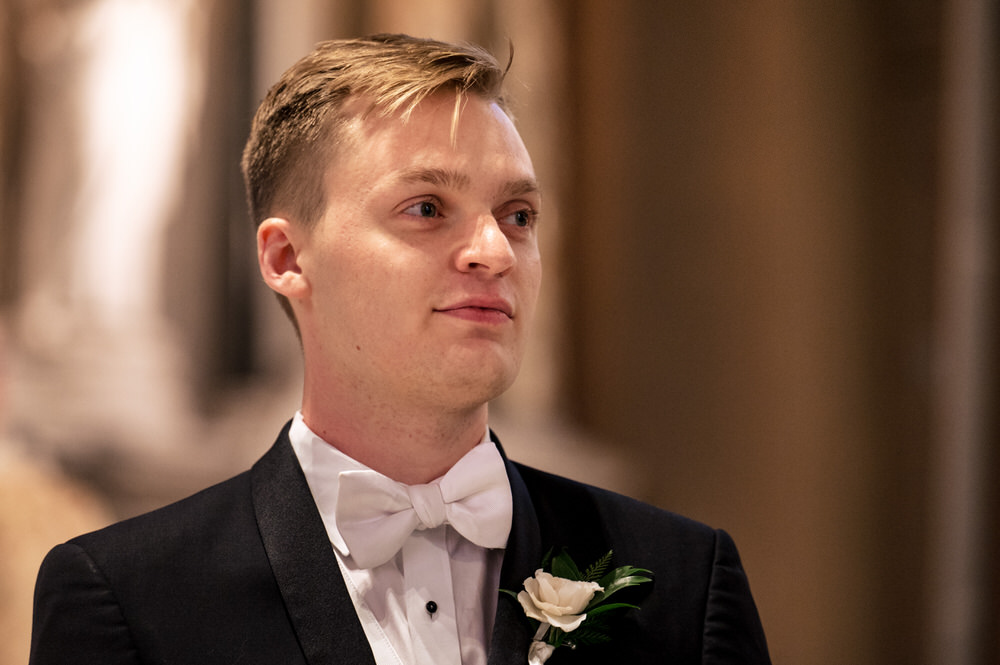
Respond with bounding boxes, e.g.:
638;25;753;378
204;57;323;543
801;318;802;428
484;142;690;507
241;33;510;230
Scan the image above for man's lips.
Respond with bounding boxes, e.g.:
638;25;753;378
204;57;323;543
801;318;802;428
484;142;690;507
434;298;514;322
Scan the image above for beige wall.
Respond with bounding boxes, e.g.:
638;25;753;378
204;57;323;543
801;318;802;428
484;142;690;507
558;1;996;664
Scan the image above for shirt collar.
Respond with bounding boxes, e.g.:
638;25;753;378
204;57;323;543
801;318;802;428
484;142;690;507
287;411;496;556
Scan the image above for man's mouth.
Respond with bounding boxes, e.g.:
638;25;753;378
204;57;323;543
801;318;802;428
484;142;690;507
435;297;514;322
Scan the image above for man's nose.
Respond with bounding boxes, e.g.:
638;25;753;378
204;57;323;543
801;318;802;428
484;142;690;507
455;214;516;276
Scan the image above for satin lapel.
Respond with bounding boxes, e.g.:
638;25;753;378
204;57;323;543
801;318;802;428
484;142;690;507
252;424;376;665
488;450;544;665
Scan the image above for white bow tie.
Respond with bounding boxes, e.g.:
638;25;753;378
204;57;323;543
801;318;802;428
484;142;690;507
335;442;513;569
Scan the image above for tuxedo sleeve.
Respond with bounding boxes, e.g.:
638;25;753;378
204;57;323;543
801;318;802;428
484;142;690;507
29;543;141;665
702;530;771;664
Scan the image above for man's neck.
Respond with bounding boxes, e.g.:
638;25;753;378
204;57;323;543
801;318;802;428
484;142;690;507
299;400;489;485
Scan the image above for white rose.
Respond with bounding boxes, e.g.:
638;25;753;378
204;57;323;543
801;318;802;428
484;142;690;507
517;569;603;632
528;640;556;665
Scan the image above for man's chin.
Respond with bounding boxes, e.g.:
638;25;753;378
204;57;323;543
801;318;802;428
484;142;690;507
458;373;518;407
433;364;520;410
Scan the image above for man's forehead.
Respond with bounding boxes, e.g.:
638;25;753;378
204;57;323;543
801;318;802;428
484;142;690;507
326;92;538;203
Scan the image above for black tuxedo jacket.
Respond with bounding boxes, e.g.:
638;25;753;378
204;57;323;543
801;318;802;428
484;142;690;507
30;424;770;664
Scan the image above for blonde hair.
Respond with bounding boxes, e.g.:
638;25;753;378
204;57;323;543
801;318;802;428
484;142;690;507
241;34;510;230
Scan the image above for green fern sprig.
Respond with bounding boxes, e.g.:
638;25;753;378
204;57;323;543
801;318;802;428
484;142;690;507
583;549;613;582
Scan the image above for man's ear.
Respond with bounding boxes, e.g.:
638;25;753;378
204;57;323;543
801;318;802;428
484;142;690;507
257;217;309;299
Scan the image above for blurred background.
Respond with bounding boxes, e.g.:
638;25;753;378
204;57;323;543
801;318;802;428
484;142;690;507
0;0;997;663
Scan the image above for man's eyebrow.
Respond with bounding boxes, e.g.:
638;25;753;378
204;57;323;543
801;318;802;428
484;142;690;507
499;177;541;200
399;167;471;190
397;168;540;201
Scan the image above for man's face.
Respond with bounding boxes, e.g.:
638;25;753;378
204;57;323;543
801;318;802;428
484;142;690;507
292;92;542;413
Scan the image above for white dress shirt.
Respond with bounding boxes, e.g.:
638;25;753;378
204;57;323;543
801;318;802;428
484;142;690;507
288;413;510;665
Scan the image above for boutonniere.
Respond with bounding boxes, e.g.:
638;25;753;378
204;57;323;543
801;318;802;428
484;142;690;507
502;549;652;664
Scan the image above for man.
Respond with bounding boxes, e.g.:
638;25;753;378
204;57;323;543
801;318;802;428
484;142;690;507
29;34;770;664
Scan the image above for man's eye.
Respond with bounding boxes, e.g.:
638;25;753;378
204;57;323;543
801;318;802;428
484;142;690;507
404;201;439;217
500;209;536;228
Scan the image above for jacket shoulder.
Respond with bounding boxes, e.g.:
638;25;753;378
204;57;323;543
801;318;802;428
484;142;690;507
32;465;304;664
510;461;718;552
70;470;254;560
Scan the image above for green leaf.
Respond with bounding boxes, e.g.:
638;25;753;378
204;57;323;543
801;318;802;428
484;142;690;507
587;566;652;608
583;550;614;582
499;589;520;601
539;547;554;571
565;627;613;648
598;565;652;586
550;549;584;581
585;602;640;617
